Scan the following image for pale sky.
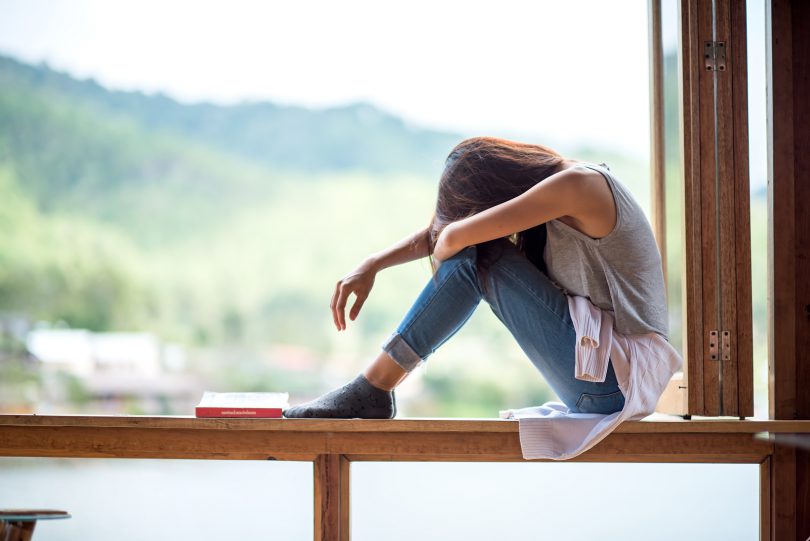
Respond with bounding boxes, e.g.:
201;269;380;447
0;0;654;158
0;0;766;182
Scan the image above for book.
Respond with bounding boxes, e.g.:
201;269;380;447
195;391;289;418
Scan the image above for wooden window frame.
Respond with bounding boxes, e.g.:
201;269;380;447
652;0;810;535
765;0;810;538
650;0;754;418
2;2;809;539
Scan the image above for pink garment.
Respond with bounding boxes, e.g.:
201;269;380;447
498;294;683;460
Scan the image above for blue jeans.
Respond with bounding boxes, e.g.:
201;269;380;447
381;239;626;414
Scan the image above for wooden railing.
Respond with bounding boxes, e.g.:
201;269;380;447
1;415;808;540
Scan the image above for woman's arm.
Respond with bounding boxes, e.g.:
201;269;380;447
365;226;431;273
331;226;431;331
433;167;601;262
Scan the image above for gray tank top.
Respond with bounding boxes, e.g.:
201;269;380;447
543;162;669;337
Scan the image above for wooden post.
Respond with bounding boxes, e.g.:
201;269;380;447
649;0;668;288
760;455;772;541
339;455;351;541
725;0;755;418
767;0;810;538
679;0;753;418
679;0;705;416
0;520;36;541
314;454;350;541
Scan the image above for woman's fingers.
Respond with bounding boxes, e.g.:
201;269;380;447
330;281;341;330
331;270;374;331
335;284;350;330
349;291;367;321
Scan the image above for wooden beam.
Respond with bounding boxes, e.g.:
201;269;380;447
0;520;36;541
314;454;346;541
770;442;797;540
649;0;668;286
2;415;810;434
695;0;721;416
0;425;777;463
339;455;351;541
761;455;772;541
768;0;801;421
767;0;810;538
680;0;754;418
679;0;706;415
714;0;754;418
728;0;754;418
1;416;809;463
0;425;779;464
715;0;738;416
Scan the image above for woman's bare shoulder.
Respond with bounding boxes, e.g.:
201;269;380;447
551;163;608;195
554;163;618;239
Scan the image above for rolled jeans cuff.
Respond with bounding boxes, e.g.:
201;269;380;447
381;332;425;372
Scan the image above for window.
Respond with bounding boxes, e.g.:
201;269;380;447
653;0;755;417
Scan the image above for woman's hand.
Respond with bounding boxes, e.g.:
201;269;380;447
331;258;378;331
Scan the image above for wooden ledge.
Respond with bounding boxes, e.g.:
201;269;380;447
2;415;808;463
1;414;809;433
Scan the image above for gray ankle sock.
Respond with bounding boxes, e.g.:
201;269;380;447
283;373;397;419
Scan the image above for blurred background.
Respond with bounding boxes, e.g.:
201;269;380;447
0;0;767;539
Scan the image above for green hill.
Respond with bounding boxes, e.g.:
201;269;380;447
0;55;459;177
0;53;464;339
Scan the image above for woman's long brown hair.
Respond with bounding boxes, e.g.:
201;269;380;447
426;136;567;290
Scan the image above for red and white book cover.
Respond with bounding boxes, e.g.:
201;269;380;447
195;391;289;418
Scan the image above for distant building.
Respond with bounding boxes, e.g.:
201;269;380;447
25;329;95;376
25;328;199;414
90;332;162;376
26;329;170;377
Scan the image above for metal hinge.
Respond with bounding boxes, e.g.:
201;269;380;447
708;330;731;361
704;41;727;71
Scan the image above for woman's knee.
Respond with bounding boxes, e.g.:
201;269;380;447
434;245;477;277
444;244;477;262
432;245;482;291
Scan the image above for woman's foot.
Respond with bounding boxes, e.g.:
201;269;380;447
282;372;397;419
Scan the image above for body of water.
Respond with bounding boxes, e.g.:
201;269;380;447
0;458;758;540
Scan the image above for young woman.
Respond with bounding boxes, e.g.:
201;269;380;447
282;136;668;419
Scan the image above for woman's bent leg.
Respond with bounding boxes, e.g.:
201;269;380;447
381;245;484;373
283;240;625;419
283;247;483;419
385;239;624;414
476;239;625;414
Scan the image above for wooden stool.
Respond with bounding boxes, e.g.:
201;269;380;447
0;510;70;541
